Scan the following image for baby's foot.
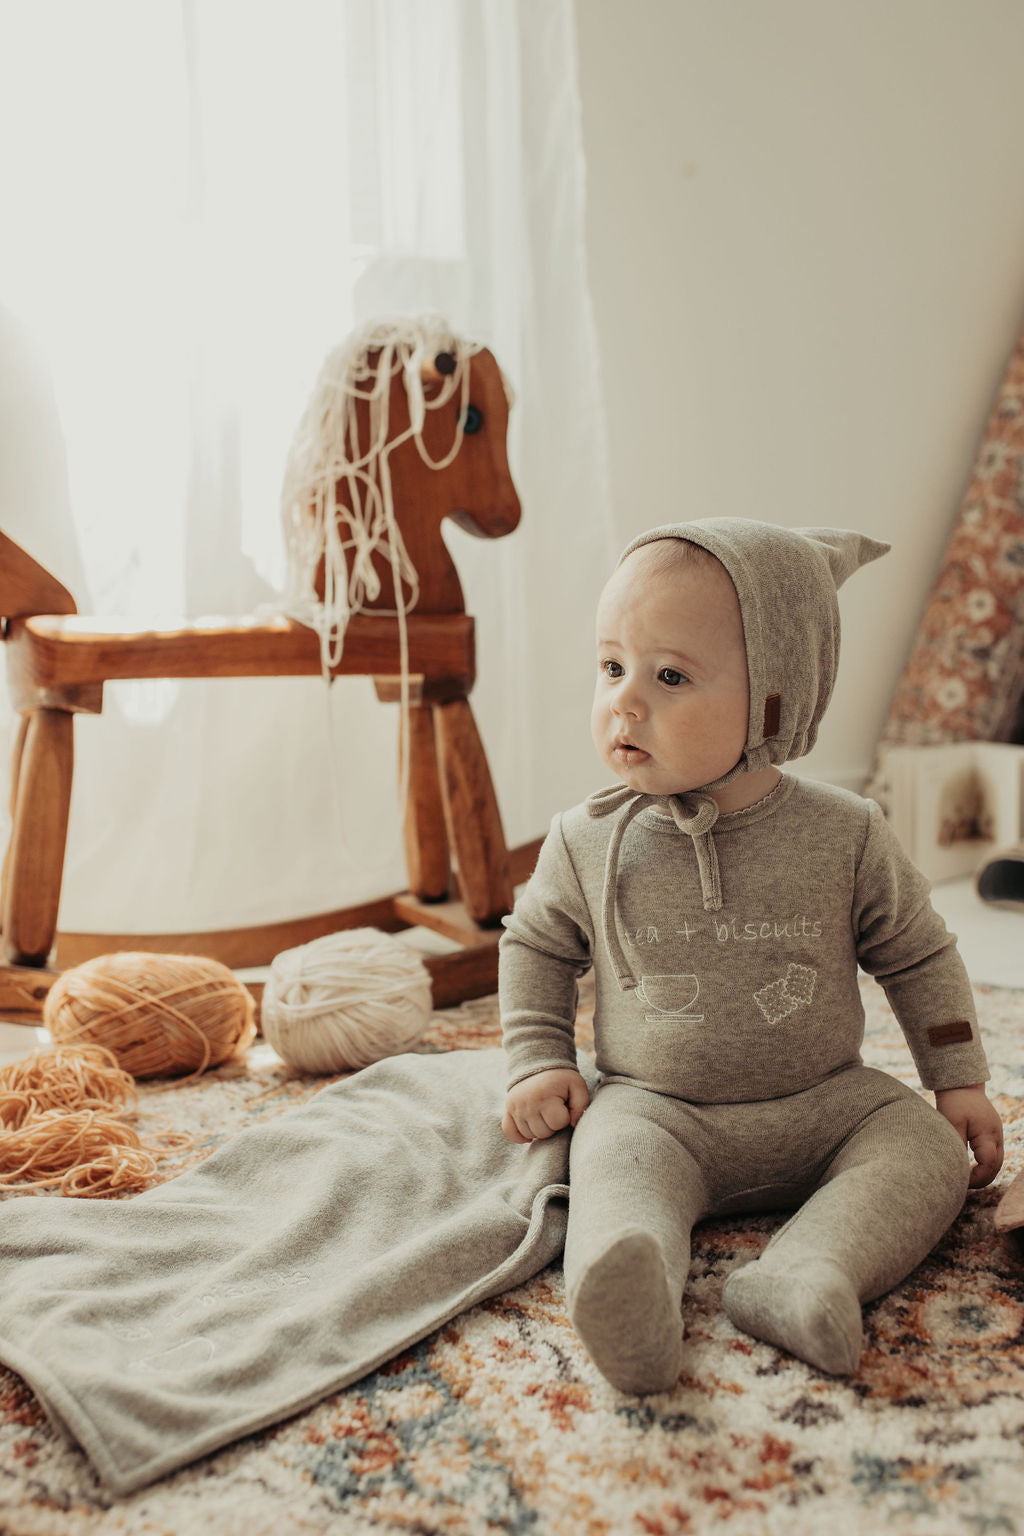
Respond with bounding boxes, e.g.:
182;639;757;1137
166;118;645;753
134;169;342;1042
721;1258;863;1375
568;1228;682;1394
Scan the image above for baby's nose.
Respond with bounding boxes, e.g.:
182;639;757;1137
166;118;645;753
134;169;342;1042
613;684;645;718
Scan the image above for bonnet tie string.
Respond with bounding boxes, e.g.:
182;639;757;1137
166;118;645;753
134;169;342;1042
587;787;651;990
585;787;723;991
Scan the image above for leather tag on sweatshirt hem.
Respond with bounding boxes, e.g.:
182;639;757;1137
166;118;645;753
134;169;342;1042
928;1021;974;1047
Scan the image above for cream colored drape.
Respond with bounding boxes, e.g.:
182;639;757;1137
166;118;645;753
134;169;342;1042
0;0;615;935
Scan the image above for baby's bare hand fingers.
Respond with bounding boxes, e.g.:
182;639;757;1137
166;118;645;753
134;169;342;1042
539;1098;571;1133
968;1132;1003;1187
568;1082;591;1124
501;1110;532;1144
524;1107;559;1140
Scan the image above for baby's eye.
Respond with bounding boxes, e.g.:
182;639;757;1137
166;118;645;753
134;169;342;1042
658;667;687;687
601;658;624;679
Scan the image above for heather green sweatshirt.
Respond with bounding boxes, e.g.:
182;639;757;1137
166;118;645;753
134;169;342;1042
500;773;989;1102
500;518;989;1103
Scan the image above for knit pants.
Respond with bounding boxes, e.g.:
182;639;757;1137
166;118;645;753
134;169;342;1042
562;1065;970;1392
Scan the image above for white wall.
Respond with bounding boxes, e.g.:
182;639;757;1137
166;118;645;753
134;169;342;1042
574;0;1024;787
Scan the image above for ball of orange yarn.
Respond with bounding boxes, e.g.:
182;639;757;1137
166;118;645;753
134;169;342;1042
43;952;257;1079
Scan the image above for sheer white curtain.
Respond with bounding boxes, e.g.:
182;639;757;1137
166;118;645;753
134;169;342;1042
0;0;614;936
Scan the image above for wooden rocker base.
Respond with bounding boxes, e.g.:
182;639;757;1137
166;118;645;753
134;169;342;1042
0;837;543;1030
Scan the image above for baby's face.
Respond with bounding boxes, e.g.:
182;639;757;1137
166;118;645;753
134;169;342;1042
590;545;750;796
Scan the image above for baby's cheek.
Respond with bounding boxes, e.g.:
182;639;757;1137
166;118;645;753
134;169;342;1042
589;694;609;748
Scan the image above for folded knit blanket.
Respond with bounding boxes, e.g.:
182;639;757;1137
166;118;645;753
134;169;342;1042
0;1048;583;1495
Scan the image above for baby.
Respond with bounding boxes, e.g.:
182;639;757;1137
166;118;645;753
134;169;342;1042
499;519;1003;1392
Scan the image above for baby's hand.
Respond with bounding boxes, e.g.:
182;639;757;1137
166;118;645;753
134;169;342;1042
935;1083;1004;1188
502;1069;591;1144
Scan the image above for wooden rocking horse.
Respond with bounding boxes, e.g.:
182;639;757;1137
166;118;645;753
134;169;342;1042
0;319;538;1021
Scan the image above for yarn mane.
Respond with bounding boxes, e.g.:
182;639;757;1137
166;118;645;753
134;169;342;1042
280;313;491;673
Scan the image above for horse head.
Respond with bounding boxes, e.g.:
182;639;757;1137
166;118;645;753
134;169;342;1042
379;340;521;613
283;321;522;626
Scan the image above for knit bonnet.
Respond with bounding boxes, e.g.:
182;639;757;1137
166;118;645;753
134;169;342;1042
588;518;890;989
620;517;890;774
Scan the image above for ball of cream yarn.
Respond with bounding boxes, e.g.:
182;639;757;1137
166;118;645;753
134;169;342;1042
260;928;434;1073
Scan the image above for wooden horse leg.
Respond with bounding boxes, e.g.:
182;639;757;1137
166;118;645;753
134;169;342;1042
1;713;28;929
2;708;74;966
400;700;451;901
433;696;513;925
375;678;453;902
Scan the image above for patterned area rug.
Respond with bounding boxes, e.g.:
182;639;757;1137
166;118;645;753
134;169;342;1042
2;973;1023;1535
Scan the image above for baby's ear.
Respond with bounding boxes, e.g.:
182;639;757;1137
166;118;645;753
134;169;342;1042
796;528;891;590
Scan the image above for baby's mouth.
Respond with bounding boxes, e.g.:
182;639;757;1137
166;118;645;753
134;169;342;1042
613;739;650;762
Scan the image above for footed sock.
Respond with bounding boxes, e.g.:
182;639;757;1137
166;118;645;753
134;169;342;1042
567;1228;683;1395
721;1257;863;1376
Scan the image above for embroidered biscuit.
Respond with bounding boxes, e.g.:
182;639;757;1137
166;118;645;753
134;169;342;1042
754;964;818;1026
754;978;803;1027
784;962;817;1007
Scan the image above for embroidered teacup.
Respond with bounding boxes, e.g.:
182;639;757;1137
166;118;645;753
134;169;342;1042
634;974;704;1022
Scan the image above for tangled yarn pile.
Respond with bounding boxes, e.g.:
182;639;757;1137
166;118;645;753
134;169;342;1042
0;1044;187;1198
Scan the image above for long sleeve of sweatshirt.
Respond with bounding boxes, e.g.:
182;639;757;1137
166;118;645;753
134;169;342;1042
853;799;988;1091
499;814;594;1087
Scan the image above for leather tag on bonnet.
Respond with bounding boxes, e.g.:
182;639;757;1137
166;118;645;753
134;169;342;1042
763;693;782;738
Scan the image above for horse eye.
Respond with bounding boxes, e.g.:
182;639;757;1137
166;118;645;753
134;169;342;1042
461;404;484;435
434;351;457;376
